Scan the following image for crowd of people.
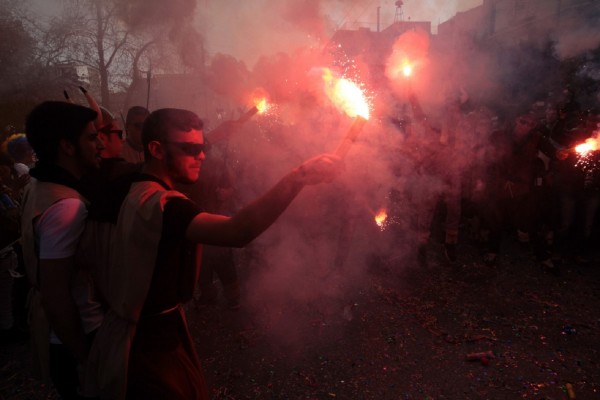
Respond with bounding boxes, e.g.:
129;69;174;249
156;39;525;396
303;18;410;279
0;96;342;399
0;83;598;399
383;86;600;275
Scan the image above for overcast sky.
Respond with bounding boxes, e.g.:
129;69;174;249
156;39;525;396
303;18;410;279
31;0;483;68
199;0;484;67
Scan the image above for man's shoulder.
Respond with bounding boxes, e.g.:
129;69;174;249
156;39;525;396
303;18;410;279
125;178;190;214
38;198;87;235
24;179;86;212
31;179;82;197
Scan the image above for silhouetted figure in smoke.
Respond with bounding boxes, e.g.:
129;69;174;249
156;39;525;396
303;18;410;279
191;138;241;309
120;106;149;164
85;108;342;399
553;110;600;264
398;90;445;266
501;112;559;274
2;134;34;343
398;87;472;266
437;87;476;263
463;108;509;266
0;152;21;340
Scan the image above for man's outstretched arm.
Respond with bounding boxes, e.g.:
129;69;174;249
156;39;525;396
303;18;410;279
185;154;342;247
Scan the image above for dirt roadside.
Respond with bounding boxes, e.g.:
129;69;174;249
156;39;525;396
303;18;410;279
2;239;599;400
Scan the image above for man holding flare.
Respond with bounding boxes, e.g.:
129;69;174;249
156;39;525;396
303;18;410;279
86;108;342;399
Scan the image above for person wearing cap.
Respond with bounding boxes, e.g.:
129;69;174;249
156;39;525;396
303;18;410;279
20;101;105;398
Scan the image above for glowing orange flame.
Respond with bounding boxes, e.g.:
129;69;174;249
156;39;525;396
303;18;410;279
254;97;268;114
388;58;414;80
322;68;370;119
575;137;599;155
374;209;387;228
402;62;413;77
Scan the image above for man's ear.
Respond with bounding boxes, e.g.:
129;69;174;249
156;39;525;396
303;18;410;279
147;141;164;160
59;138;76;157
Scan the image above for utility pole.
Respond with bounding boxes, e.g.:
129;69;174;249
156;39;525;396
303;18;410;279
146;69;151;110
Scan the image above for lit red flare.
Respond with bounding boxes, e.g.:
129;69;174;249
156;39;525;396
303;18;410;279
238;90;271;123
374;209;387;229
322;68;370;119
387;56;417;81
254;97;268;114
575;137;599;155
322;68;371;158
401;60;413;78
335;116;366;158
574;134;600;173
385;29;430;84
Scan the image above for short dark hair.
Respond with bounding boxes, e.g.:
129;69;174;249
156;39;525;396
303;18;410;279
142;108;203;160
126;106;149;125
25;101;97;163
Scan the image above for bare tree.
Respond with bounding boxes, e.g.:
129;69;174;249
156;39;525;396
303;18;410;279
27;0;202;111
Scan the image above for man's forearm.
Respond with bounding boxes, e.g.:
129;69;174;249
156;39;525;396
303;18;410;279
229;168;305;245
39;258;89;364
42;294;88;363
187;154;340;246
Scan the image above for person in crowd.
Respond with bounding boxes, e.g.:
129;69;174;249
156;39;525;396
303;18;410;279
120;106;149;164
466;107;511;266
0;137;31;341
80;109;140;224
401;86;471;266
177;118;248;309
399;89;446;267
0;125;17;147
0;152;21;340
2;133;35;177
86;108;342;399
553;111;600;264
98;118;124;159
177;113;265;308
20;101;105;399
0;134;31;200
191;139;241;308
96;109;140;180
463;108;510;266
502;112;559;273
438;87;474;263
